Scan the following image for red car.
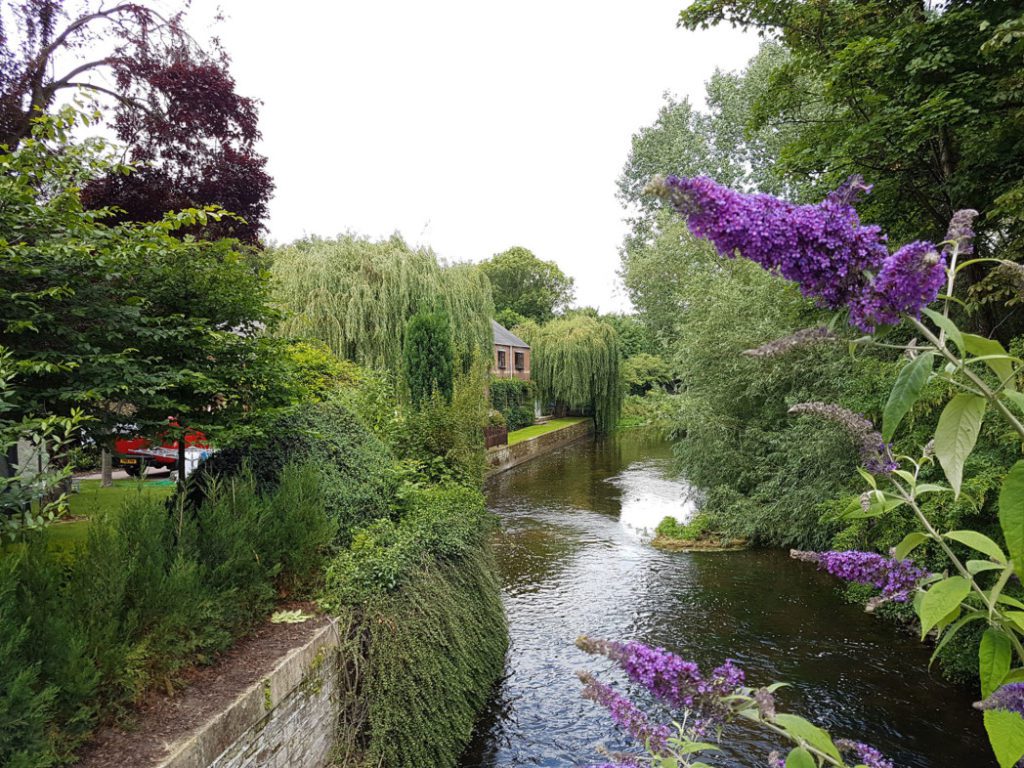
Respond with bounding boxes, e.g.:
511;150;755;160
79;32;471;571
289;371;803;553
114;426;208;477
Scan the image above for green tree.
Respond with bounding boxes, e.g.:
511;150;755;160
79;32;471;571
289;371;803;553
479;246;575;323
679;1;1024;329
532;316;621;434
404;311;455;408
0;108;290;477
273;235;494;377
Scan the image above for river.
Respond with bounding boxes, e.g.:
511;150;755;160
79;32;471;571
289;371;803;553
460;431;991;768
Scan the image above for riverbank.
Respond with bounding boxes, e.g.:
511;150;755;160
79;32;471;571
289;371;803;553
486;417;593;476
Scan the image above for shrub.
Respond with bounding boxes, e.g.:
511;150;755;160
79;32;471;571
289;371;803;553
324;484;506;768
184;397;398;544
0;462;335;765
489;377;535;431
655;513;713;541
404;310;455;408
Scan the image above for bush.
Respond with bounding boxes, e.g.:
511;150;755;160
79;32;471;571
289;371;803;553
489;377;535;431
0;462;335;765
184;397;398;544
655;513;713;541
324;484;506;768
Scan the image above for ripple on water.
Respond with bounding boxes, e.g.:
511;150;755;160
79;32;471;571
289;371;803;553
461;433;992;768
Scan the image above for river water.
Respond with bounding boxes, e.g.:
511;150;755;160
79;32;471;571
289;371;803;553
460;432;991;768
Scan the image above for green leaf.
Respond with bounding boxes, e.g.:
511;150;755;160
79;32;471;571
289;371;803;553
985;709;1024;768
944;530;1007;563
929;610;987;667
785;747;816;768
883;351;934;441
969;560;1006;575
934;393;987;497
1003;390;1024;418
1003;668;1024;685
981;629;1013;698
774;714;841;761
894;532;930;561
917;576;971;639
923;307;964;353
1000;461;1024;579
964;334;1016;391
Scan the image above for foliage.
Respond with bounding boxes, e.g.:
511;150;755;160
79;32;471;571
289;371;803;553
272;235;494;380
489;377;535;431
0;1;271;242
394;375;488;487
620;352;675;396
404;311;455;408
678;1;1024;334
532;316;622;434
652;169;1024;766
655;513;713;542
0;107;289;454
601;313;658;359
0;463;334;765
479;246;575;323
324;484;505;768
359;548;506;768
184;397;398;545
1;348;90;540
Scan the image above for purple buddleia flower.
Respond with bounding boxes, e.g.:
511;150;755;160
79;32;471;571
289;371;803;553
767;751;785;768
975;683;1024;718
944;209;979;256
578;671;672;755
648;175;947;332
788;402;898;474
835;739;895;768
849;241;946;331
795;550;926;602
650;175;889;311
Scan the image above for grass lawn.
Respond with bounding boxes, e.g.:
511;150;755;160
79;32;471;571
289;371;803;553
41;478;175;554
68;477;175;519
507;417;588;446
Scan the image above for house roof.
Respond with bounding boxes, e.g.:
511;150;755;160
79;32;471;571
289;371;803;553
491;319;530;349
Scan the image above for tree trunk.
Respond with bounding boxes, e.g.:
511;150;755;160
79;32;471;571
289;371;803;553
177;434;187;490
101;449;113;487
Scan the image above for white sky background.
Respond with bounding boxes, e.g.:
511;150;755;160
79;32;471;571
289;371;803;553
184;2;759;312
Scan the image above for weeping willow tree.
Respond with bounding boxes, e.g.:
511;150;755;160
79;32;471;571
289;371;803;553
271;235;494;379
532;316;621;433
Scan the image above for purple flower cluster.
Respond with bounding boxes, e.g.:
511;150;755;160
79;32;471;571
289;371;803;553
576;636;745;716
812;550;926;602
836;739;895;768
649;175;949;332
975;683;1024;717
578;671;672;755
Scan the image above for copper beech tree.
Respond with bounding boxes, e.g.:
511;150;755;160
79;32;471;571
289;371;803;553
0;1;272;242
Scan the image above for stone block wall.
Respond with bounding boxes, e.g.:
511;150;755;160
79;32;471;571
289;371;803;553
486;418;594;476
158;622;343;768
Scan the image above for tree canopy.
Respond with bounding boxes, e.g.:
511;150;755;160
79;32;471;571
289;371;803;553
679;1;1024;274
272;235;495;380
479;246;575;323
0;108;287;445
1;1;272;242
532;316;621;434
404;311;455;408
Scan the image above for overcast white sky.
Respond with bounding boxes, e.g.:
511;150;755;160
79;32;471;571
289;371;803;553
190;1;759;312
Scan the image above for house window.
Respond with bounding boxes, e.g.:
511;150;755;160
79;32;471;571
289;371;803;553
497;350;507;369
514;351;525;371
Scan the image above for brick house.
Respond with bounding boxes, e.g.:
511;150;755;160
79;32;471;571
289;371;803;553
491;320;530;381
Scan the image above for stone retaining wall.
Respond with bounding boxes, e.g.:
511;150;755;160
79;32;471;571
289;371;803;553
158;621;342;768
486;419;594;476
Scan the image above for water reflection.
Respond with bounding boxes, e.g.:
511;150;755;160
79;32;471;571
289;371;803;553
462;432;991;768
